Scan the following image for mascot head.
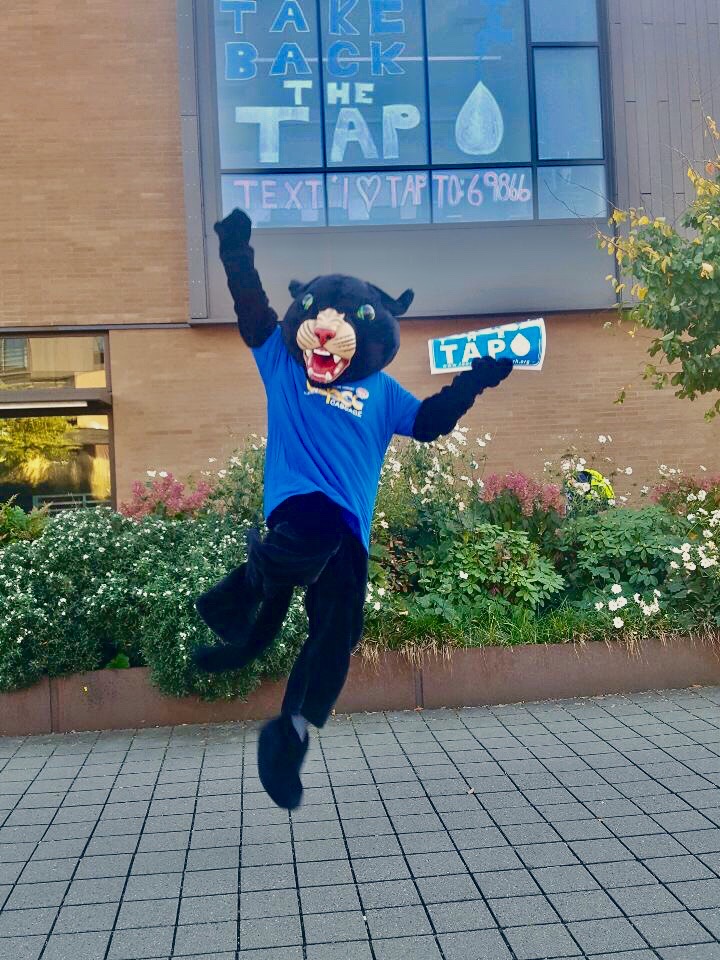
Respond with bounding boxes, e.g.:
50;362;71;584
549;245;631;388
280;275;414;384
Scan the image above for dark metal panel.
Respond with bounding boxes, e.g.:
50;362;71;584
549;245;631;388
609;0;718;216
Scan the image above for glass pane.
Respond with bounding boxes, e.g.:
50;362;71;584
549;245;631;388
530;0;598;42
535;48;603;160
0;415;111;512
214;0;323;169
327;170;431;225
0;337;106;392
426;0;531;165
432;168;533;223
537;165;607;219
222;173;326;226
320;0;428;168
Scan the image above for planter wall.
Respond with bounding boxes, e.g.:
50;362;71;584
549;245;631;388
2;637;719;736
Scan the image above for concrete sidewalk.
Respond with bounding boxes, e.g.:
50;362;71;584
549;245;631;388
2;688;720;960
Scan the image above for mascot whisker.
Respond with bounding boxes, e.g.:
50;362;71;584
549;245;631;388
192;209;513;810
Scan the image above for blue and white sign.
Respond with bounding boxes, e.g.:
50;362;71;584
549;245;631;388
429;318;546;374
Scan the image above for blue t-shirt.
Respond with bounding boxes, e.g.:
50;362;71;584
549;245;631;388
253;327;421;550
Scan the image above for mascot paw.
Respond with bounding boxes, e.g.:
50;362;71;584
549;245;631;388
191;643;256;675
257;714;309;810
214;208;252;246
470;356;513;391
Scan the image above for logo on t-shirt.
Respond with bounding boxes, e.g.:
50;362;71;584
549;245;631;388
305;379;368;418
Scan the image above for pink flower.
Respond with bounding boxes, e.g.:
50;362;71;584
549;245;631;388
120;473;213;520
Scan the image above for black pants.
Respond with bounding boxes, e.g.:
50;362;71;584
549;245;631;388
249;494;368;728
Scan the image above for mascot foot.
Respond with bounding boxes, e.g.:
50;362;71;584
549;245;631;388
191;643;256;674
257;714;309;810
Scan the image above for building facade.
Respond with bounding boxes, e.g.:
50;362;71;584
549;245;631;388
0;0;718;510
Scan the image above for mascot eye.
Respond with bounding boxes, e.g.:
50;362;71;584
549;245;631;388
357;304;376;322
302;293;314;311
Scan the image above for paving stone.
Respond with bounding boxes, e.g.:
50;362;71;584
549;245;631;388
360;878;421;909
438;929;513;960
568;917;648;954
108;925;175;960
504;923;580;959
363;904;430;939
42;931;112;960
632;910;713;948
608;883;684;915
372;935;443;960
174;920;238;955
488;894;560;927
426;899;495;933
306;911;367;944
547;889;622;921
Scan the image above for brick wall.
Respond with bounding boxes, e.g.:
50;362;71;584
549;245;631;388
0;0;188;327
109;316;719;503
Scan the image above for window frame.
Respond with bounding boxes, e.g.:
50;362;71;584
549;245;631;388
177;0;616;319
0;332;116;507
201;0;613;225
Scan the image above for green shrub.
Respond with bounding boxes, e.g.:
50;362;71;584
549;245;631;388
0;508;306;697
558;506;684;599
414;519;565;617
0;498;48;546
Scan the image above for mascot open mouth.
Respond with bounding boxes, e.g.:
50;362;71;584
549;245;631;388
304;349;351;384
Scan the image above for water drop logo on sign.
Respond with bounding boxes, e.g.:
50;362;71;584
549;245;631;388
428;319;546;375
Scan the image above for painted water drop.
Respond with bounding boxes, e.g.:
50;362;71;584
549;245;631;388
509;333;532;357
455;80;504;156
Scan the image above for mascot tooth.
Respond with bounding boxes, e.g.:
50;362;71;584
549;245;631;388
192;208;513;810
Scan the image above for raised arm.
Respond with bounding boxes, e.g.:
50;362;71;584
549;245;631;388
412;357;513;442
214;209;278;348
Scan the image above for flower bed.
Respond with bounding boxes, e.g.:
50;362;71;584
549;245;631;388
0;433;718;715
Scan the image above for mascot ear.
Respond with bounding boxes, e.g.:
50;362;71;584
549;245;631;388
289;279;307;299
371;285;415;317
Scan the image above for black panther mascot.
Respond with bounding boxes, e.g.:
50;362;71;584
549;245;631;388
193;208;512;809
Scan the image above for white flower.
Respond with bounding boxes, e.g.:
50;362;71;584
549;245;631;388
379;520;389;530
670;561;679;570
616;597;628;609
685;562;697;571
458;571;469;580
159;471;168;479
594;601;604;611
373;602;381;611
611;584;623;594
377;588;386;597
146;470;157;478
608;499;616;506
700;465;707;472
598;435;607;444
208;458;217;464
698;490;707;502
625;467;633;476
484;433;492;441
613;617;624;629
608;599;619;612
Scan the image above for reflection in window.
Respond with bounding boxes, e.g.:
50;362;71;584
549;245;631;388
0;336;107;392
529;0;598;43
0;416;111;512
537;165;607;219
535;48;603;160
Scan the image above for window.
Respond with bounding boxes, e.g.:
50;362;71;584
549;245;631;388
0;336;107;392
0;338;28;378
211;0;608;227
0;416;111;513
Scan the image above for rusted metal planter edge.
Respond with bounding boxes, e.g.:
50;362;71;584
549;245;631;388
1;637;718;735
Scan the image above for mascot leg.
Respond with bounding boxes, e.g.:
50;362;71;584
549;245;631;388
257;533;367;810
193;495;343;674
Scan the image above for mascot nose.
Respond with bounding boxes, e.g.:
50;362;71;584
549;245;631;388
314;327;335;347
